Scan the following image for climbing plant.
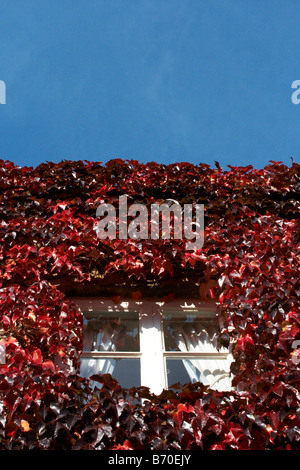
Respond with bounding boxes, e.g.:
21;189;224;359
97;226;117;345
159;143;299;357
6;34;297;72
0;158;299;449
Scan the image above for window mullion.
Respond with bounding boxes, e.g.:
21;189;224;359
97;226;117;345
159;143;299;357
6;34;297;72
139;302;166;394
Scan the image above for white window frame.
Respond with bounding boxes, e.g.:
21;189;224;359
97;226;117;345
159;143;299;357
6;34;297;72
72;298;232;395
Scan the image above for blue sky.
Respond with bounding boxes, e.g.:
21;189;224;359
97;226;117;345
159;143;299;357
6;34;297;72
1;1;300;169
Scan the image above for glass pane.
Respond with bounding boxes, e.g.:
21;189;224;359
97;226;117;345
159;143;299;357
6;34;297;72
166;359;191;387
80;358;140;389
83;312;139;352
166;358;230;391
163;313;220;352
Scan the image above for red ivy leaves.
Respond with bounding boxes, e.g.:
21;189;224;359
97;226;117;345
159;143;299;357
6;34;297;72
0;158;299;449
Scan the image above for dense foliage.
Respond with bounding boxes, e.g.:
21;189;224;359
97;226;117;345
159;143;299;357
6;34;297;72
0;158;299;449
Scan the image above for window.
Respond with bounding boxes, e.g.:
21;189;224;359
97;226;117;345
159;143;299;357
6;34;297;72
162;309;231;391
80;310;141;389
73;299;232;395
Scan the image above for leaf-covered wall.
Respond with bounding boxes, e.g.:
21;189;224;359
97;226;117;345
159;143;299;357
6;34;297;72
0;158;299;449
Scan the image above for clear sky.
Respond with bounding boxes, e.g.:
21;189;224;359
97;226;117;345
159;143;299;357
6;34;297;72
1;1;300;169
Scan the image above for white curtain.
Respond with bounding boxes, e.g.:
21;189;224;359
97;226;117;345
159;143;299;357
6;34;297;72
174;325;232;391
80;327;116;387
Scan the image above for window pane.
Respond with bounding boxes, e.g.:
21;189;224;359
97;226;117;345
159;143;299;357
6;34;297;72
80;358;140;389
166;358;230;391
83;312;139;352
163;313;220;352
166;359;191;387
